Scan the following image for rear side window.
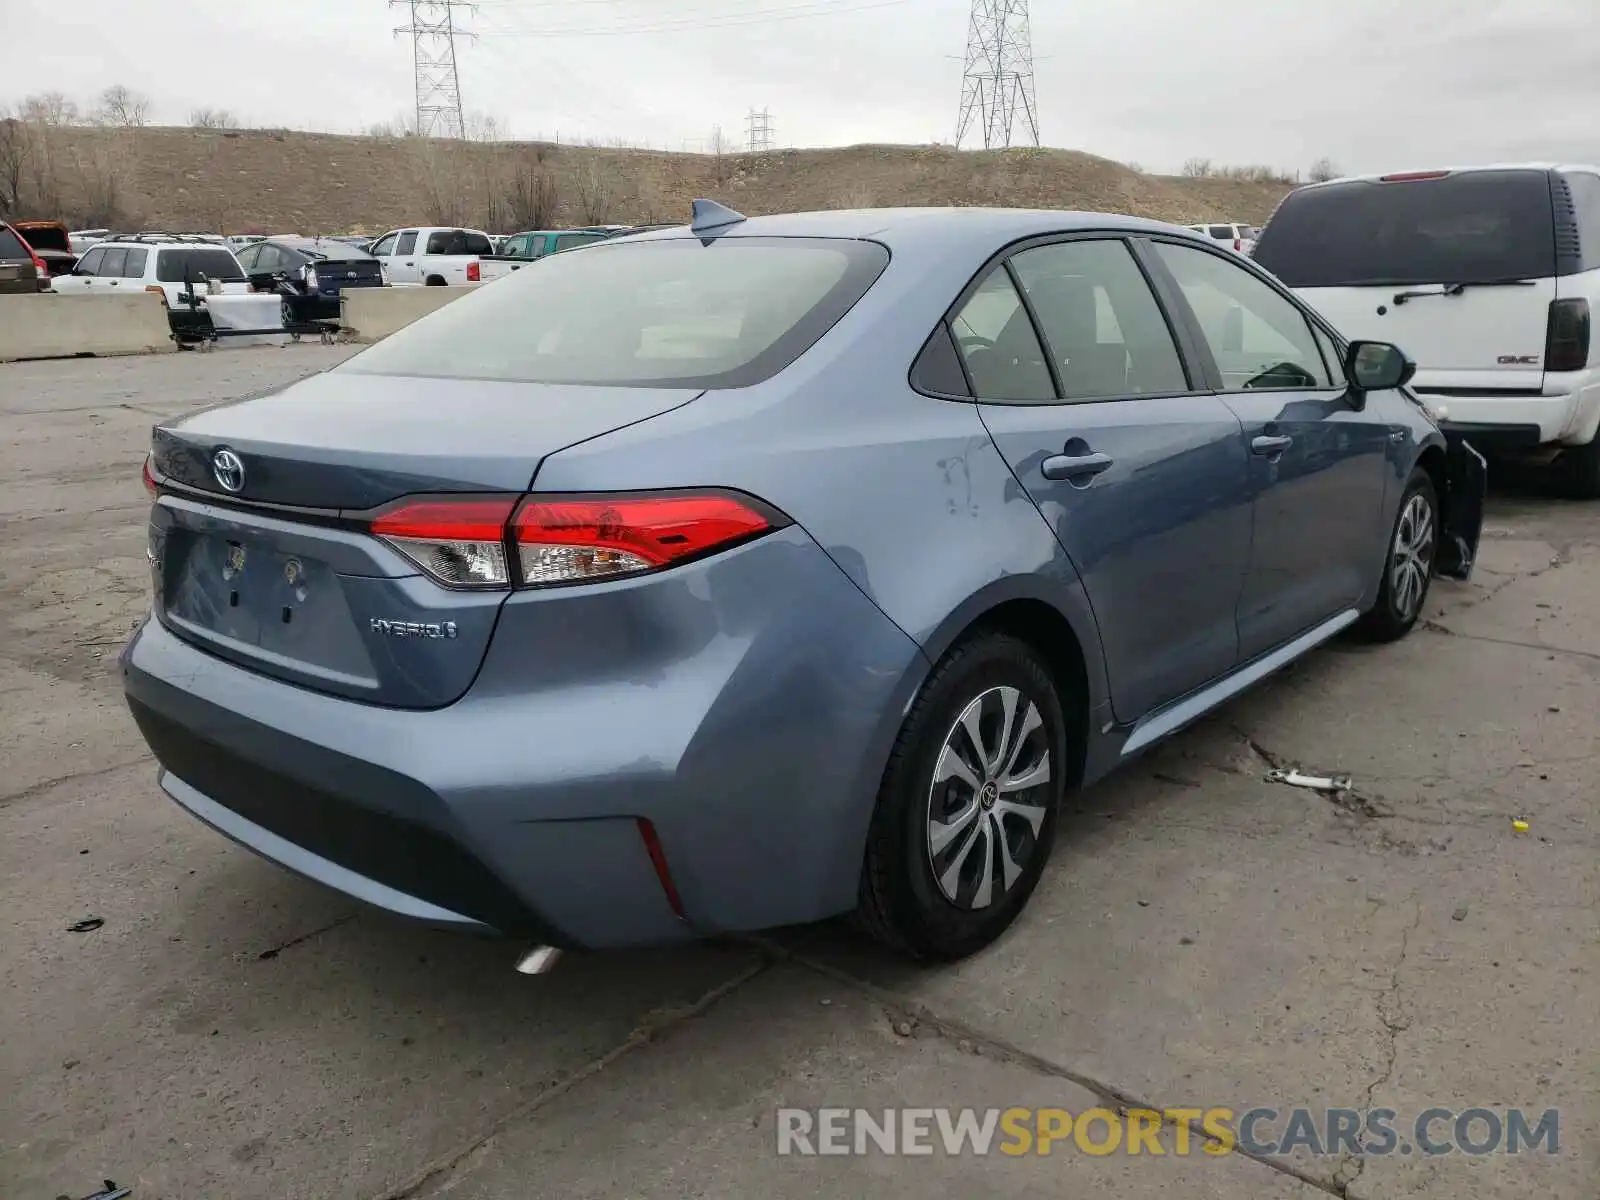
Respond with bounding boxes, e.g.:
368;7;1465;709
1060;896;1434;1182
1253;170;1557;287
121;248;148;278
1562;172;1600;271
1009;239;1189;399
155;248;246;282
950;266;1055;402
340;236;890;389
0;228;28;258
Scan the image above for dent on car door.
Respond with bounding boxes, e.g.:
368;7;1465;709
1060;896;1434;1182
1142;238;1393;659
965;236;1254;723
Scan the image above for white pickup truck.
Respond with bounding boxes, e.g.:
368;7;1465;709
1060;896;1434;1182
366;226;495;286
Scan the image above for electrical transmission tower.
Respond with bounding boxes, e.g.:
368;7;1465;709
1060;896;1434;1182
392;0;472;138
745;107;775;153
955;0;1040;150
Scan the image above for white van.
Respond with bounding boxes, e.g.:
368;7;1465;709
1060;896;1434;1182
1251;165;1600;495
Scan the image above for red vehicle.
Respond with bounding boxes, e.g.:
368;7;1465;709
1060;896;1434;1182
11;219;78;282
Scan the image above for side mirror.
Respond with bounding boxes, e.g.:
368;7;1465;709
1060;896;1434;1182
1346;340;1415;392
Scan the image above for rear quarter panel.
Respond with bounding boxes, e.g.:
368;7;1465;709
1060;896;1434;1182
531;226;1114;730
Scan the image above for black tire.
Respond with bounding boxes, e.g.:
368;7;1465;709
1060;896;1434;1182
1355;467;1439;643
1558;436;1600;499
856;632;1069;961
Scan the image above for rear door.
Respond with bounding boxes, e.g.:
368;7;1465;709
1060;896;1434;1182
966;235;1253;722
1252;169;1558;394
1147;238;1392;659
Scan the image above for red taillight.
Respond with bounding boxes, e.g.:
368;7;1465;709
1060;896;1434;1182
1545;298;1591;373
466;261;481;282
510;491;777;586
367;489;780;590
141;455;159;497
1233;238;1242;251
370;495;518;588
1380;170;1450;183
636;818;686;919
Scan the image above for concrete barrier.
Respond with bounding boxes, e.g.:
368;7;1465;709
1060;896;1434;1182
341;284;484;343
0;292;175;362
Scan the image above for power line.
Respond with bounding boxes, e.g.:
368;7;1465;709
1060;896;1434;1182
746;107;775;152
392;0;474;138
473;0;908;38
955;0;1039;150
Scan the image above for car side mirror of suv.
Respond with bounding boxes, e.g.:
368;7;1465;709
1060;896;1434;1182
1346;340;1416;393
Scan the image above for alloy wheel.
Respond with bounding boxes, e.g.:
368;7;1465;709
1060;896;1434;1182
1389;491;1435;622
926;685;1052;910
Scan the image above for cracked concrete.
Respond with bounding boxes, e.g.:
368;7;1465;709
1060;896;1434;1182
2;348;1596;1199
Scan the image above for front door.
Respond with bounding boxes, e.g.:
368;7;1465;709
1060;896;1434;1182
960;237;1253;723
1145;239;1393;659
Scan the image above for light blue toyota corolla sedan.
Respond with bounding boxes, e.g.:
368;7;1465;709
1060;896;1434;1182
123;202;1485;967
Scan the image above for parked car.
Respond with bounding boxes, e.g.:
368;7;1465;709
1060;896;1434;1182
0;221;50;293
235;236;387;325
226;235;268;254
70;227;111;255
366;226;494;285
11;220;78;282
123;202;1484;967
479;227;631;282
1188;222;1256;254
53;234;252;337
1252;164;1600;496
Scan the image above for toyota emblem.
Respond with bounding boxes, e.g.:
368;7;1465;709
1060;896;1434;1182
211;447;245;493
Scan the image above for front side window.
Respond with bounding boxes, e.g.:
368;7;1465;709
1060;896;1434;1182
341;236;889;389
1009;239;1188;400
370;232;398;257
1153;242;1333;390
74;247;104;275
949;266;1055;402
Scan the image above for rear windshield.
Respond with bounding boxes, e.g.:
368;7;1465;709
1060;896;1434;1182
1207;225;1234;239
155;248;246;282
1253;170;1556;288
340;236;891;388
0;228;27;258
425;230;493;255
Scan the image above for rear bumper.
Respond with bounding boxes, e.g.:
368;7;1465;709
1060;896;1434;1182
1417;377;1600;447
121;527;926;949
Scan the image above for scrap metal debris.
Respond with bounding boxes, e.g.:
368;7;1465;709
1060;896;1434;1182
59;1182;131;1200
66;918;104;933
1266;768;1354;794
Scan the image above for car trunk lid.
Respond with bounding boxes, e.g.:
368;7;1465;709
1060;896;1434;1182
148;372;701;707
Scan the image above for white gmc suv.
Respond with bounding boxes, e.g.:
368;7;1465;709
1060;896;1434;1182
1252;164;1600;495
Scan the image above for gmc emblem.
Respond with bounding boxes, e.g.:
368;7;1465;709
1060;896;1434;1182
1497;354;1540;365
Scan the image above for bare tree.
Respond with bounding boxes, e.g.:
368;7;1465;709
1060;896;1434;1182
95;84;152;128
507;162;559;229
18;92;80;126
189;107;239;130
464;111;506;142
413;139;470;225
1308;156;1341;184
708;124;732;185
0;116;29;216
1181;157;1214;178
572;160;613;224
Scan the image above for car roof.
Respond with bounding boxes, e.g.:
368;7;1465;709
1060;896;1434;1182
268;236;372;258
616;207;1203;251
1297;162;1600;193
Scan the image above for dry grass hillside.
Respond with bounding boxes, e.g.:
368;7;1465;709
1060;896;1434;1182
6;123;1294;235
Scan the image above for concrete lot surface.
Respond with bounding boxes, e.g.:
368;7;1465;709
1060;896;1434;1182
1;346;1594;1199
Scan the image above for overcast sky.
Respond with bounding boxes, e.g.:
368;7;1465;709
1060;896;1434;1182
9;0;1598;174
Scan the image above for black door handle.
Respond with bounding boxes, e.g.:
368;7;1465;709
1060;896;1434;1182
1041;450;1114;482
1251;434;1293;456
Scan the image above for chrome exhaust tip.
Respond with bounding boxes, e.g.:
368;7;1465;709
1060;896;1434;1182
514;945;563;975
